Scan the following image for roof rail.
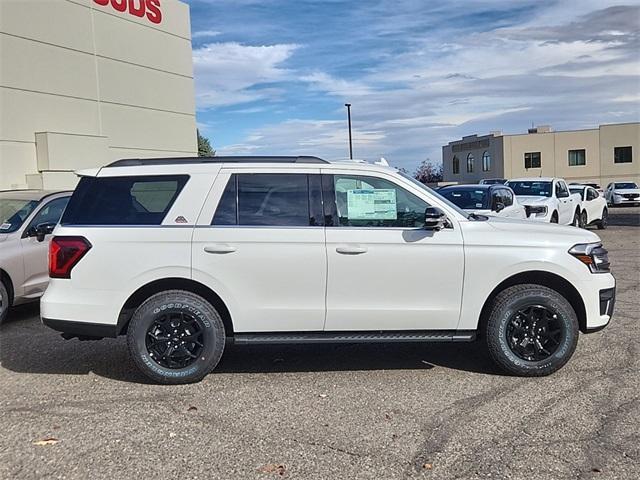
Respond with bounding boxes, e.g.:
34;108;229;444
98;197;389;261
105;156;328;167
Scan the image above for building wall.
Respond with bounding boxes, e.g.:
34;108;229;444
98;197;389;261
0;0;197;190
443;123;639;185
442;134;504;183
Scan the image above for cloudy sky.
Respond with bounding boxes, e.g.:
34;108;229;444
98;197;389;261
186;0;640;172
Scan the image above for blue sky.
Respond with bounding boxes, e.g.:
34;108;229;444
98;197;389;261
186;0;640;172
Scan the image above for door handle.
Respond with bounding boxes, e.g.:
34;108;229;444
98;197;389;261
204;245;237;254
336;245;368;255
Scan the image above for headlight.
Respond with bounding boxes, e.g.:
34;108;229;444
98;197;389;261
569;243;610;273
525;205;547;217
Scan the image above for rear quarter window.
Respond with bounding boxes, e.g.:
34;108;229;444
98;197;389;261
62;175;188;226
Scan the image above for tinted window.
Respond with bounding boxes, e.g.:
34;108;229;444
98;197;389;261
62;176;188;225
524;152;541;169
440;188;489;209
238;174;310;226
614;146;632;164
614;182;638;189
26;197;69;230
586;188;598;201
507;181;552;197
500;189;514;206
569;187;585;200
556;181;569;198
327;174;430;227
212;175;237;225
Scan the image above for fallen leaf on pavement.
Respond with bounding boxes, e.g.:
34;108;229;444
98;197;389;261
423;463;433;470
33;438;58;446
319;394;328;399
187;406;198;412
258;464;286;476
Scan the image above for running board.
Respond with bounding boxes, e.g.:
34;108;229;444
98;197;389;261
232;330;476;345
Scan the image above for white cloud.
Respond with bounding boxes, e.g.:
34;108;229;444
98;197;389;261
191;30;222;39
193;42;298;108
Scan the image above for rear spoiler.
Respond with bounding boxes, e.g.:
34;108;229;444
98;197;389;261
75;168;100;177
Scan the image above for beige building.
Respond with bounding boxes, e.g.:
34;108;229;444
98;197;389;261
443;123;640;186
0;0;197;190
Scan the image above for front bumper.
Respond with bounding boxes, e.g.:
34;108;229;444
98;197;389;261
612;195;640;205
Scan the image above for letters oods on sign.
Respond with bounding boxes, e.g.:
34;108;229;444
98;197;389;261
93;0;162;24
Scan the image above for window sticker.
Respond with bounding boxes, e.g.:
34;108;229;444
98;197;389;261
347;189;397;220
476;203;483;208
0;223;12;230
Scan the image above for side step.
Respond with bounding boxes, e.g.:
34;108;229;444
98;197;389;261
233;330;476;345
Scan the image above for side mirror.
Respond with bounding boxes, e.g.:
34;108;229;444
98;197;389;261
493;202;505;213
423;207;447;231
35;223;56;242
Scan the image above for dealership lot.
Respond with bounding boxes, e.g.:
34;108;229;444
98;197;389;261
0;208;638;480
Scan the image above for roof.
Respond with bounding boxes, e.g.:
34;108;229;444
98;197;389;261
508;177;556;182
0;189;70;201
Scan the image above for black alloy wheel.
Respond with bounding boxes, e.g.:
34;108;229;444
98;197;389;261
505;305;563;362
146;312;204;369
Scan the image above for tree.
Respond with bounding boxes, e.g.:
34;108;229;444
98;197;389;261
197;130;216;157
414;159;443;184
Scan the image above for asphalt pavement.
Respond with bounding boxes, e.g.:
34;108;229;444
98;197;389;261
1;207;638;479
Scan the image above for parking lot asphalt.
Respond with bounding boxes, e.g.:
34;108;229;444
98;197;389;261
1;208;639;480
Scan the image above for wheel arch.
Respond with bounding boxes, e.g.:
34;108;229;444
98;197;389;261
0;268;14;305
478;270;588;335
117;277;234;337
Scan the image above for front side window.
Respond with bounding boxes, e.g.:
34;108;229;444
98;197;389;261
26;197;69;231
326;174;430;228
555;181;569;198
524;152;541;169
212;174;315;227
466;153;474;173
482;151;491;172
0;196;39;233
614;146;632;164
452;156;460;174
569;187;585;200
568;149;586;166
586;188;598;201
62;176;188;226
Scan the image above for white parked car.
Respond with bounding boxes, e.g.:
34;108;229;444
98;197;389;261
506;178;582;225
42;157;615;384
438;184;526;219
569;185;608;230
0;190;71;323
605;181;640;207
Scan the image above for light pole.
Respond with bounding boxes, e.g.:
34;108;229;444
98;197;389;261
345;103;353;159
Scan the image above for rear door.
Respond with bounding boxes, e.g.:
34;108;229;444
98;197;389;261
322;171;464;331
192;170;327;332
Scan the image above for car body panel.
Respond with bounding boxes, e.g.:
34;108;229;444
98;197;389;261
605;182;640;206
507;177;581;224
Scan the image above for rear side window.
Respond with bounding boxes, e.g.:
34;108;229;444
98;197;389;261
212;173;317;227
62;175;188;226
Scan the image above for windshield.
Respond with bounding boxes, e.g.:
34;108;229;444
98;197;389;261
614;182;638;190
0;198;40;233
569;187;585;200
507;181;552;197
440;188;489;209
397;171;469;218
481;179;506;185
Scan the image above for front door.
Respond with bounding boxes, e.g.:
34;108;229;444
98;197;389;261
192;171;327;333
555;181;572;224
322;172;464;331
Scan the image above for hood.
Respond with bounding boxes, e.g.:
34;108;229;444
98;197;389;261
515;195;551;205
482;216;600;244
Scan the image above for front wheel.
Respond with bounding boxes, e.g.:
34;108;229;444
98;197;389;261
550;212;559;223
485;284;579;376
597;209;608;230
579;210;588;229
571;209;580;227
127;290;226;384
0;280;9;324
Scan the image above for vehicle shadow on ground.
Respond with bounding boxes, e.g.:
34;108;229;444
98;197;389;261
0;305;501;384
607;207;640;227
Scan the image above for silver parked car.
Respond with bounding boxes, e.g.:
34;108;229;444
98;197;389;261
0;190;71;323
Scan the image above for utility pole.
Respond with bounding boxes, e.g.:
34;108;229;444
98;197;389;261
345;103;353;159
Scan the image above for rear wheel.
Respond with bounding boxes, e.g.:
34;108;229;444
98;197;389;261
127;290;226;384
485;284;579;376
597;209;608;230
0;280;9;324
579;210;588;229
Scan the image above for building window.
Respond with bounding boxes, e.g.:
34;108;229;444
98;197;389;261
452;156;460;174
568;149;586;166
524;152;541;169
466;153;474;173
614;146;633;164
482;151;491;171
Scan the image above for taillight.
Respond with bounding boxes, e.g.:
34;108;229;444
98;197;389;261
49;236;92;279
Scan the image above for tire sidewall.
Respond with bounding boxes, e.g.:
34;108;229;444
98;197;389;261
489;290;578;375
0;280;9;324
128;293;225;383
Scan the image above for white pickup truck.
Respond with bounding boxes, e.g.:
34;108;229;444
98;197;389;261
506;177;582;225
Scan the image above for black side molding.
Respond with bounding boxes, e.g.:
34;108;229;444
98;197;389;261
233;330;476;345
42;318;117;340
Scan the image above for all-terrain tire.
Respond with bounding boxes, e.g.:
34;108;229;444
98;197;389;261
485;284;579;377
127;290;226;384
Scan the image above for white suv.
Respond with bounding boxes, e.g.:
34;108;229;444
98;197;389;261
41;157;616;384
